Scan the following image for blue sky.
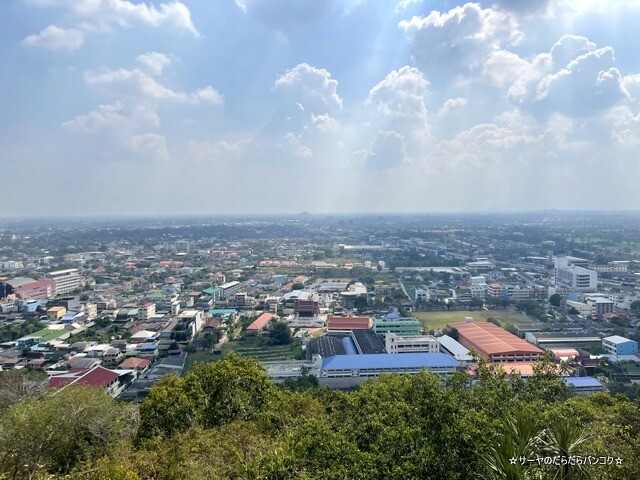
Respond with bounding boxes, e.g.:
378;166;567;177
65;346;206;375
3;0;640;216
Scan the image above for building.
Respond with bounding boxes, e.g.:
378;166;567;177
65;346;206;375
602;335;639;355
293;291;320;317
585;295;614;316
138;302;156;320
175;240;190;253
385;332;439;354
326;316;371;333
414;288;429;302
48;365;127;397
373;314;421;336
448;321;543;362
437;335;474;363
593;262;628;273
319;353;460;387
525;332;601;349
453;286;472;303
0;277;57;300
466;259;495;272
246;313;278;332
219;281;242;299
44;269;80;295
564;377;607;395
47;306;67;321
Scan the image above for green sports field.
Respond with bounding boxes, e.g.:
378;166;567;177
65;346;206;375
412;310;535;331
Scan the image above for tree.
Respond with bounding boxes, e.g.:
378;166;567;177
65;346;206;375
0;369;49;413
550;293;562;307
0;386;138;477
270;321;292;345
291;282;304;291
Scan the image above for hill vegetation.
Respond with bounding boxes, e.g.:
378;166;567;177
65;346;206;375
0;355;638;479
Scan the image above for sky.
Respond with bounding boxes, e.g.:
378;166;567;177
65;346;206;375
3;0;640;216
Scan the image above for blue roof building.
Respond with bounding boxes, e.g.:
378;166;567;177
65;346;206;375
321;353;460;379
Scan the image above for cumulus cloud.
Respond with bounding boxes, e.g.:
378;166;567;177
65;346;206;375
26;0;199;35
129;133;169;161
509;42;629;116
484;0;554;16
84;65;223;105
23;25;84;51
438;97;468;115
368;66;429;128
311;114;341;133
136;52;172;75
274;63;342;112
398;3;523;79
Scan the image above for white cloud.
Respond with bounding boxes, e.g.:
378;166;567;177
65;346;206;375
485;0;554;16
136;52;172;75
368;66;429;126
26;0;198;35
438;97;468;115
399;3;523;79
395;0;422;13
23;25;84;51
482;49;531;87
311;114;341;133
509;44;629;116
84;65;223;105
274;63;343;112
549;34;596;70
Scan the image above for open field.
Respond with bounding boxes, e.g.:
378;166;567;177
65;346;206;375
412;310;536;331
183;338;302;374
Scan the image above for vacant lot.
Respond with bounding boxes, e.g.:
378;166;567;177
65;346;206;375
413;310;535;331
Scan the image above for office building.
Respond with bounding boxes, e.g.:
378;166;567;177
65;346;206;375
44;269;80;295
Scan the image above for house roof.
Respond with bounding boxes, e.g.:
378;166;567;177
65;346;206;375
246;313;277;331
119;357;150;369
49;366;120;390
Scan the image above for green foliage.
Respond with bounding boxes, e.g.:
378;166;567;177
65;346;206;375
0;318;45;343
2;354;640;479
269;321;292;345
0;386;138;477
550;293;562;307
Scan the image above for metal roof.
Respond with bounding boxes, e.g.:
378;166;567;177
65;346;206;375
603;335;635;345
564;377;604;388
322;352;459;370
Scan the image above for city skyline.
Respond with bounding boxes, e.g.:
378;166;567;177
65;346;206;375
3;0;640;215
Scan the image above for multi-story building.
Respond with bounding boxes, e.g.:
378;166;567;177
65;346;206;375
138;302;156;320
556;266;597;293
373;314;421;336
44;269;80;295
602;335;639;355
385;332;439;354
294;291;320;317
584;295;614;316
219;281;241;299
453;286;472;303
592;262;628;273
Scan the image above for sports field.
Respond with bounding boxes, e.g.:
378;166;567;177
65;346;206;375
413;310;535;331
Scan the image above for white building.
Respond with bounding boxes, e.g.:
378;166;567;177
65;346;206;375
556;266;597;293
593;262;628;273
385;333;439;354
44;268;80;295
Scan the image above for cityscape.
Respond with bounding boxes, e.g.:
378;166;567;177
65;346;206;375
4;0;640;478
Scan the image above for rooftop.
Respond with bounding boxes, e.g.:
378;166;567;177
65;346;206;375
322;353;459;371
448;321;543;357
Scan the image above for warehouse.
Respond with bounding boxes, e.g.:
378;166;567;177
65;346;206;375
448;321;543;362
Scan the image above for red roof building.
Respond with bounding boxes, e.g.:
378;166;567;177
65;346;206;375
447;321;543;362
246;313;278;332
118;357;151;371
49;366;123;397
326;316;372;332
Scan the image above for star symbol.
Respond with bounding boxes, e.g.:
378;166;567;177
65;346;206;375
615;457;623;465
509;458;517;465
